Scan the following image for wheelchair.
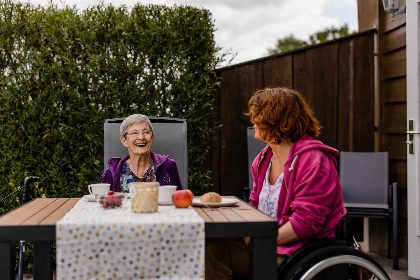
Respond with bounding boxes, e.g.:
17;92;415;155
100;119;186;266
277;217;390;280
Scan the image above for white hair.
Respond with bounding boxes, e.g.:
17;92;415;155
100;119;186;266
120;114;154;137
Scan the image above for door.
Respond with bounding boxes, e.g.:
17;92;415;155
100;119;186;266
407;1;420;278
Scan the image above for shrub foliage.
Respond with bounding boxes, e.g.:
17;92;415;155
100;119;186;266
0;1;223;214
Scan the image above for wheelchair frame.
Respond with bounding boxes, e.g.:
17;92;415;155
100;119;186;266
277;239;390;280
277;216;390;280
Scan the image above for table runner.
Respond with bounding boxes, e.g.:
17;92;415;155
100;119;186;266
56;199;205;280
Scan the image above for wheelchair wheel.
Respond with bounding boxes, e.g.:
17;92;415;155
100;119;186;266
283;246;390;280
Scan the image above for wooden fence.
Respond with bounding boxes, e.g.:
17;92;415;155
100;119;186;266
210;30;377;197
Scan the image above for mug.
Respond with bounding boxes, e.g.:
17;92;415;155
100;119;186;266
88;183;110;196
158;185;177;205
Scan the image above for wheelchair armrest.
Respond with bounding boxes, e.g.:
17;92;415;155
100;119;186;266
335;215;353;246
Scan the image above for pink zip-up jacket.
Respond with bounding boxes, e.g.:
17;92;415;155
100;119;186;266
249;135;346;256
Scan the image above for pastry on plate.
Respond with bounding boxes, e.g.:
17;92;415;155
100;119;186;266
200;192;222;203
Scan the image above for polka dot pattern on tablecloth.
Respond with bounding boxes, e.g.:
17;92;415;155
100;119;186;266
56;200;204;280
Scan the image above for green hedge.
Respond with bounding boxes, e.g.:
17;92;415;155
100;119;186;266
0;1;224;214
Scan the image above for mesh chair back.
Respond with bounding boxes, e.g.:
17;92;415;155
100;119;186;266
104;117;188;189
247;127;267;189
339;152;389;209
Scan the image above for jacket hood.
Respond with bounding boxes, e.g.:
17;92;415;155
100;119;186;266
257;135;339;168
288;135;339;167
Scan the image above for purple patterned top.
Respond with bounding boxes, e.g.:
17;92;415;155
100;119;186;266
119;161;156;192
101;152;183;191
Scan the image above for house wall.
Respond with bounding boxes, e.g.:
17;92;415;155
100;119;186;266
358;0;407;257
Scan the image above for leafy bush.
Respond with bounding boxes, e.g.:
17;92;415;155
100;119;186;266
0;1;223;215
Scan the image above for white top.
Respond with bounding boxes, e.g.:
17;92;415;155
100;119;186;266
258;159;283;219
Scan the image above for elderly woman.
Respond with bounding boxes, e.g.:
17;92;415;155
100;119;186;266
101;114;183;192
206;87;346;280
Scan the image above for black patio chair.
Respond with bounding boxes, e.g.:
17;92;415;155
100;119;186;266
245;127;266;202
339;151;399;270
0;176;39;280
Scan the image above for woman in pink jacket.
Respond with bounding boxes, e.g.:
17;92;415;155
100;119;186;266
206;87;347;280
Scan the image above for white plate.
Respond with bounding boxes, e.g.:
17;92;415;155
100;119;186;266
83;194;96;202
192;198;240;207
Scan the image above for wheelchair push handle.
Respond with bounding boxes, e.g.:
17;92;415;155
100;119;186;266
23;176;40;203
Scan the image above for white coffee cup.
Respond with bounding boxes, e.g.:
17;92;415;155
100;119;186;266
158;185;177;205
88;183;110;196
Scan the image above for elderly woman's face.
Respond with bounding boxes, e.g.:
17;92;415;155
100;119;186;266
121;122;154;156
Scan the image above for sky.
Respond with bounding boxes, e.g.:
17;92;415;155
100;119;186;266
22;0;359;66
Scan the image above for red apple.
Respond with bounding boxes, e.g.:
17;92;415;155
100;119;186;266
171;190;193;208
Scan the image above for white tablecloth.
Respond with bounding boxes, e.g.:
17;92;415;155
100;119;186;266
56;199;205;280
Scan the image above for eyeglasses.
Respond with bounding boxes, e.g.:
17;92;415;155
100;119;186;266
124;130;153;138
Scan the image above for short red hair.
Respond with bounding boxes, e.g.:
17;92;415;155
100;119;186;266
246;87;321;144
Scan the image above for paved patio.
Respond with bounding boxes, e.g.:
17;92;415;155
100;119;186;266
17;254;417;280
370;253;416;280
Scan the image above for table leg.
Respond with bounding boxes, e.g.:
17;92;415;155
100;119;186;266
251;236;277;280
33;241;53;280
0;241;16;280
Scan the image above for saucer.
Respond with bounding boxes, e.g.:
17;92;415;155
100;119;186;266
83;194;96;202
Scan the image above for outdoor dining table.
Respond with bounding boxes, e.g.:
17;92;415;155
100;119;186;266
0;196;278;280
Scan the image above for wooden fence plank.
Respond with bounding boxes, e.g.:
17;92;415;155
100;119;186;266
353;33;375;152
210;72;222;194
292;51;307;97
338;39;351;152
263;55;293;88
219;65;251;197
248;61;265;93
305;43;339;148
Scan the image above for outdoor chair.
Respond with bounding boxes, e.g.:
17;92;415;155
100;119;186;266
339;151;399;270
245;127;267;202
104;117;188;189
0;176;40;280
